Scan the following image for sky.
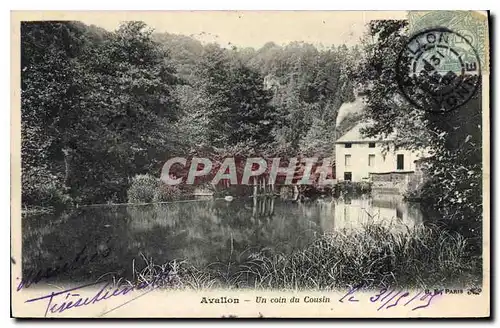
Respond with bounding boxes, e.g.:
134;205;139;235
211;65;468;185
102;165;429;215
75;11;407;49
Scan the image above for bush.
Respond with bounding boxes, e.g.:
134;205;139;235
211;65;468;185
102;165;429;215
127;174;158;203
22;175;72;210
127;174;182;203
153;183;182;202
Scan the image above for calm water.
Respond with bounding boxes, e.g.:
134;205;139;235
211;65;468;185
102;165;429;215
22;195;424;284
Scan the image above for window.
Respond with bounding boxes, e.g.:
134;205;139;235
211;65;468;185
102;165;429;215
344;172;352;181
397;154;404;170
345;154;351;166
369;142;376;148
345;143;352;148
368;154;375;167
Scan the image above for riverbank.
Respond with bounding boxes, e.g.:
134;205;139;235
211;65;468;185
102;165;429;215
125;223;482;291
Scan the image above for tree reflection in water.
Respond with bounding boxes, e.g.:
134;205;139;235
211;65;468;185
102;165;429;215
22;195;424;285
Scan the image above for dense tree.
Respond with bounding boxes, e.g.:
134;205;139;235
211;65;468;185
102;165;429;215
21;21;100;207
22;21;180;205
153;32;204;83
176;44;276;152
22;20;361;207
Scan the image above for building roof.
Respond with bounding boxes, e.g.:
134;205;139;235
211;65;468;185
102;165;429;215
336;122;395;143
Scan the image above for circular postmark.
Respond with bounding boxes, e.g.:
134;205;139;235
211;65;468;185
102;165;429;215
396;28;481;113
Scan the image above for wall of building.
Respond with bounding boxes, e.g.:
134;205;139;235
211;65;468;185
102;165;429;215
335;142;423;182
370;172;416;194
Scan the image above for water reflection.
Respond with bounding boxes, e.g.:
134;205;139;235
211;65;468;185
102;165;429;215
22;194;424;284
329;195;423;233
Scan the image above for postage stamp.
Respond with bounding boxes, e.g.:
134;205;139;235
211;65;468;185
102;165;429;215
11;11;490;318
407;11;489;72
396;27;481;112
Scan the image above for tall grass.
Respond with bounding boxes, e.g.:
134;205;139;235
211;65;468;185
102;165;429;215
123;224;481;291
243;224;480;290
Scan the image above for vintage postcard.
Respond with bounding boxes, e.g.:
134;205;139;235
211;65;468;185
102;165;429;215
11;10;490;318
